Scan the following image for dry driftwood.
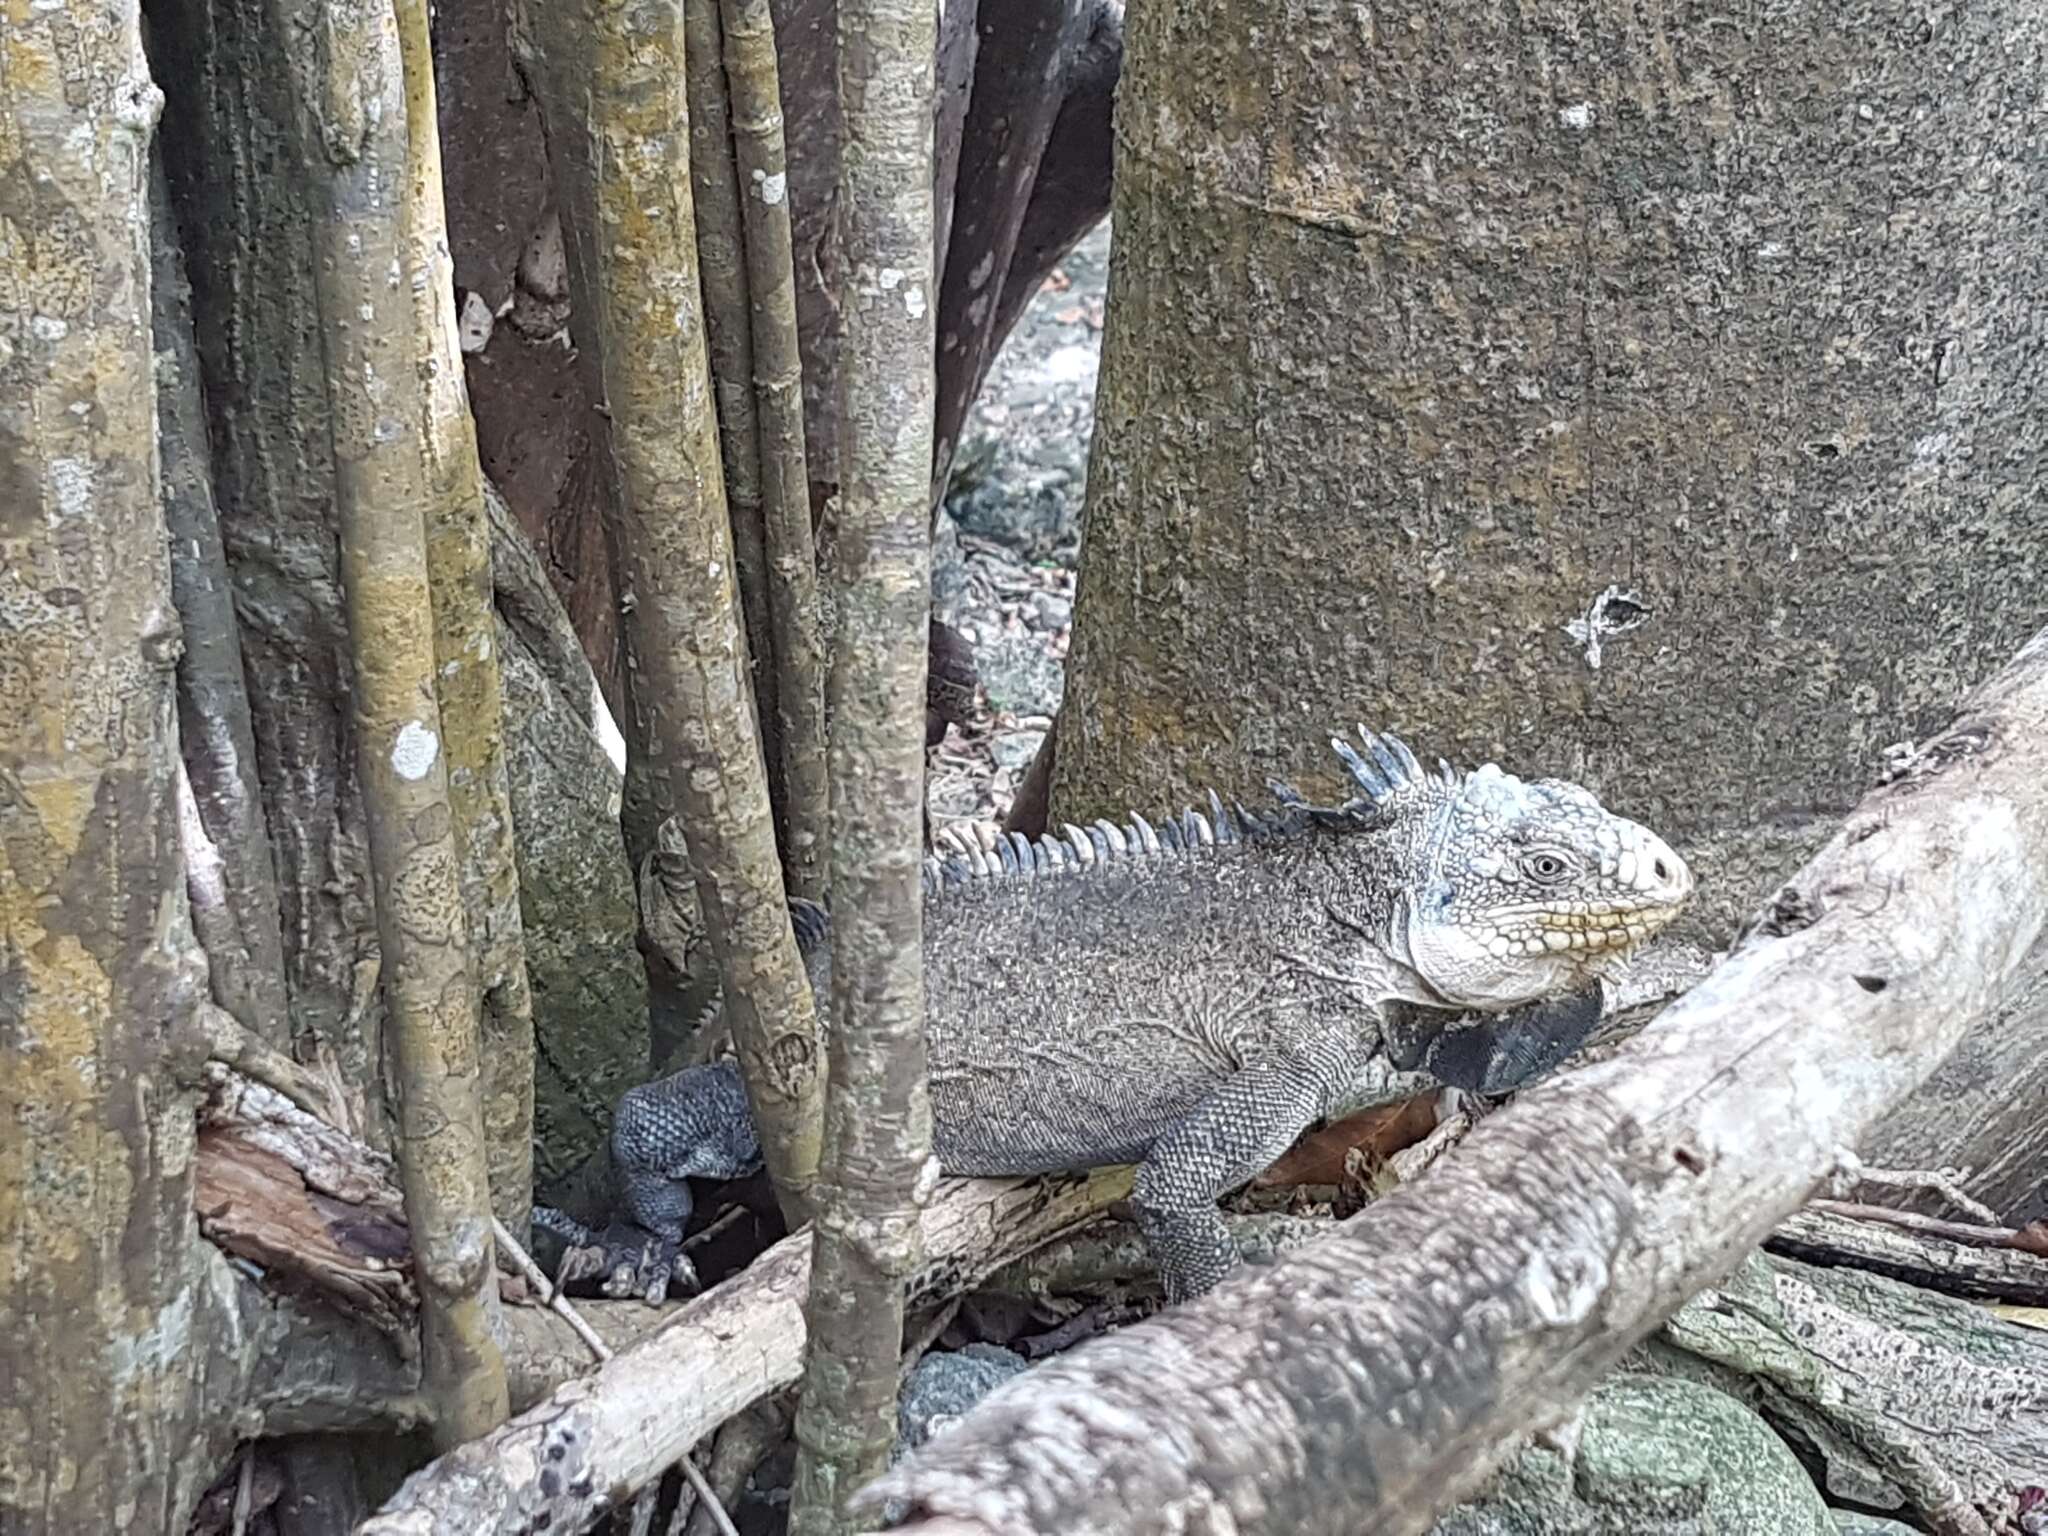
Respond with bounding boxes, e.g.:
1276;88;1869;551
866;623;2048;1535
356;1168;1134;1534
1768;1205;2048;1309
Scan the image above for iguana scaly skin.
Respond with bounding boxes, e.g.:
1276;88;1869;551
536;728;1693;1303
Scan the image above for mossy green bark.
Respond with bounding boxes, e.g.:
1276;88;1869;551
522;0;825;1221
786;0;939;1529
1056;0;2048;936
284;0;509;1445
0;14;237;1526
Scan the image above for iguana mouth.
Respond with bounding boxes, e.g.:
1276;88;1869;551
1478;900;1688;957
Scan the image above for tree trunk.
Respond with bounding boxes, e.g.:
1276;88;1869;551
291;0;511;1443
1053;0;2048;945
0;17;240;1526
519;0;828;1223
785;0;940;1528
870;622;2048;1535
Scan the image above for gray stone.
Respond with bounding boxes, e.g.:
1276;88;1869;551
895;1344;1032;1459
1030;591;1074;632
498;615;650;1190
1829;1516;1923;1536
991;729;1048;773
1431;1375;1832;1535
977;629;1066;717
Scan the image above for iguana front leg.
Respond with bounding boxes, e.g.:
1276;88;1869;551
1133;1049;1348;1303
553;1061;765;1303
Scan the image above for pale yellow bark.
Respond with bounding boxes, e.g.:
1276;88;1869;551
282;0;510;1445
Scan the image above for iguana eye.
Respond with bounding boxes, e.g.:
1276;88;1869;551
1524;852;1572;883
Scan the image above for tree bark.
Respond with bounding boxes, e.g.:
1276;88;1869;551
387;0;542;1238
289;0;510;1444
867;622;2048;1535
686;0;780;807
725;0;831;902
786;0;940;1528
149;155;295;1049
0;17;238;1526
1051;0;2048;942
520;0;827;1222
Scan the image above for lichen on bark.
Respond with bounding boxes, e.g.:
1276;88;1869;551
786;0;939;1528
724;0;830;902
392;0;539;1232
0;11;239;1524
283;0;510;1444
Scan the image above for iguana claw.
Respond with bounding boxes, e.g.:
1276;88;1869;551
555;1222;699;1305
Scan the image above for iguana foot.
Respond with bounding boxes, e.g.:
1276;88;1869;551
554;1221;698;1305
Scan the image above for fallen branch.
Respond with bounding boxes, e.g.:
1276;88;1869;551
867;624;2048;1536
358;1168;1134;1534
1768;1206;2048;1308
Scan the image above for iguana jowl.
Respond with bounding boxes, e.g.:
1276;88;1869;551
540;727;1693;1303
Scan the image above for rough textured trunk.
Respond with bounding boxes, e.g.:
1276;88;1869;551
290;0;510;1444
150;157;295;1048
399;0;541;1232
687;0;779;804
153;0;390;1132
0;17;238;1526
1053;0;2048;943
520;0;827;1221
786;0;940;1531
870;623;2048;1535
726;0;831;901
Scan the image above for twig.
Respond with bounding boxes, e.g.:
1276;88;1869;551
493;1217;613;1360
1826;1152;2003;1224
674;1454;741;1536
683;1202;751;1253
1807;1198;2025;1250
230;1445;256;1536
898;1297;962;1385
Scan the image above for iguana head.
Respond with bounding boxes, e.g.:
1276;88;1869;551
1326;728;1693;1012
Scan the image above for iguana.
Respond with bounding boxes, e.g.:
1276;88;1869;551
535;727;1693;1304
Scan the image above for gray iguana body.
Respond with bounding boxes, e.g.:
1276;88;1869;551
537;727;1692;1303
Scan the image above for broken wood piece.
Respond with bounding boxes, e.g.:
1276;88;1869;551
867;624;2048;1536
1768;1206;2048;1308
357;1168;1135;1534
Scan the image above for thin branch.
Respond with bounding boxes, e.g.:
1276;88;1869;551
290;0;509;1446
722;0;830;900
519;0;826;1225
392;0;541;1235
685;0;780;801
785;0;940;1529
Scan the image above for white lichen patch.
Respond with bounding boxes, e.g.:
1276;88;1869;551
1559;102;1596;131
50;457;93;521
878;266;906;291
905;284;928;320
754;169;788;206
392;720;440;781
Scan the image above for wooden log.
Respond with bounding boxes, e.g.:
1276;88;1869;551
354;1169;1133;1534
866;624;2048;1536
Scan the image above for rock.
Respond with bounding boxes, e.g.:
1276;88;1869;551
895;1344;1032;1459
991;730;1048;773
977;628;1066;717
498;613;651;1193
1432;1375;1832;1535
1030;591;1073;631
1830;1516;1924;1535
931;510;972;622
